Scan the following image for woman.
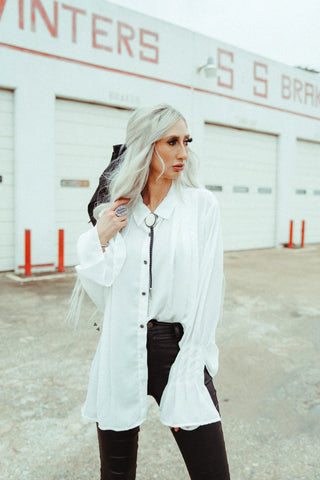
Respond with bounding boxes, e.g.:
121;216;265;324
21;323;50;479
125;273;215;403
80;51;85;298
75;103;230;479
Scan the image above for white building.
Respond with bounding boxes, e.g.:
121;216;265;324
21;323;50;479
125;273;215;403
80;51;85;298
0;0;319;272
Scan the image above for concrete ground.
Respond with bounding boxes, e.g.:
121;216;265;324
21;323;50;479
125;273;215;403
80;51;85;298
0;245;319;480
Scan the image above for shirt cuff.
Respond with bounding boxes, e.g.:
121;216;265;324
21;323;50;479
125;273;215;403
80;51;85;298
77;225;106;267
159;344;221;429
76;227;126;287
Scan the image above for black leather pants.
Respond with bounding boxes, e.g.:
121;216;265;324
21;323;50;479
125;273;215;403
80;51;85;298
96;319;230;480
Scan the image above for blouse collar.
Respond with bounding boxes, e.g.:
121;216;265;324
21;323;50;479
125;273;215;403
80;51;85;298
133;180;178;226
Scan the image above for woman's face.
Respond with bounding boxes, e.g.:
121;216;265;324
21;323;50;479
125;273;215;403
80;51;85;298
149;118;191;182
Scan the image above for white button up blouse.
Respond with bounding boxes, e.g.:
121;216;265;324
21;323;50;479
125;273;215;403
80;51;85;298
76;180;225;432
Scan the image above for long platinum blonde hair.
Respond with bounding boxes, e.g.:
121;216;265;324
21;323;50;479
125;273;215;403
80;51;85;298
104;103;202;209
67;103;203;329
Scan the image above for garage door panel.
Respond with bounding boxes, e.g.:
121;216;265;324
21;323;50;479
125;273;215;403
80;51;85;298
0;207;14;222
0;225;14;243
55;166;108;179
56;113;128;130
0;191;13;210
0;90;14;271
0;92;13;108
0;253;14;270
55;158;110;177
56;102;130;123
55;192;92;213
203;164;275;185
55;143;113;158
55;209;92;223
294;140;320;244
56;100;112;114
55;174;103;189
55;151;112;163
55;163;108;179
0;112;13;128
63;226;94;266
55;123;124;147
0;101;13;113
56;110;129;129
214;159;276;172
1;154;14;173
203;124;277;250
0;244;14;256
55;99;131;266
0;172;13;185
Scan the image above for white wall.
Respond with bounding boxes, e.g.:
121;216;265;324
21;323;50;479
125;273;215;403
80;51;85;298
0;0;319;270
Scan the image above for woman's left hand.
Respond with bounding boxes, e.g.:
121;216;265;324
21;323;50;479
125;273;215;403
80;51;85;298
169;426;180;432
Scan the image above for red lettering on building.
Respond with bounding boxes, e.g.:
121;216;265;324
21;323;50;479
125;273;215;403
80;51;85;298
315;87;320;108
253;61;268;98
139;29;158;63
92;14;113;52
217;49;234;89
62;4;86;43
281;75;291;99
281;75;320;108
19;0;24;29
0;0;8;21
31;0;58;38
293;78;303;103
305;83;314;107
117;22;134;56
1;1;161;66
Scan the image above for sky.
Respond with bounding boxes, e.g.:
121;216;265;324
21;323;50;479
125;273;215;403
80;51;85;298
108;0;320;71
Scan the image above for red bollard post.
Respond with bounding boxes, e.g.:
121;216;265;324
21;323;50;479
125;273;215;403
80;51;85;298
301;220;305;248
288;220;294;248
58;229;65;273
25;229;31;276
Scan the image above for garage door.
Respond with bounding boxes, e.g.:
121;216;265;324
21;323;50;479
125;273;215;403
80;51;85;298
55;99;131;266
203;124;278;251
0;89;14;271
293;139;320;244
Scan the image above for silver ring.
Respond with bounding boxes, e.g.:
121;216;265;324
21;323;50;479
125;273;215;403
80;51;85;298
115;205;128;217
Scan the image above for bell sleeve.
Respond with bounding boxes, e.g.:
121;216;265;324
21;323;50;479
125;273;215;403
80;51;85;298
75;226;126;312
159;193;225;430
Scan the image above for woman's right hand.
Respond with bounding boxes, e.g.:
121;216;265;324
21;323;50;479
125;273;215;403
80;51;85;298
97;198;130;245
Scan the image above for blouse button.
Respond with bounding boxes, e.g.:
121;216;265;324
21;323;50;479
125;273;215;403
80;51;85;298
142;292;146;295
140;324;144;328
144;260;147;264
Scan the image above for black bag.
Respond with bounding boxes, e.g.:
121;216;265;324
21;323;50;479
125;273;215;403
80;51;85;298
88;143;127;225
